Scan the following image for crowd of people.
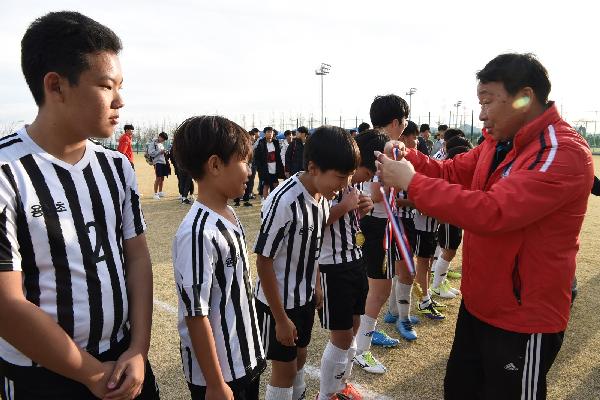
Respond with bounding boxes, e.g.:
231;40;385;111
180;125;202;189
0;10;596;400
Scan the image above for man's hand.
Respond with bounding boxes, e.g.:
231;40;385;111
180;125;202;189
357;193;373;217
375;151;416;190
103;349;146;400
275;315;298;347
339;187;359;213
205;382;234;400
84;361;115;399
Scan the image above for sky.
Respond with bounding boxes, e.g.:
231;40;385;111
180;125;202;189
1;0;599;133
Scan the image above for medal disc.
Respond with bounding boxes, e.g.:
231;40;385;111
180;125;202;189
355;231;366;247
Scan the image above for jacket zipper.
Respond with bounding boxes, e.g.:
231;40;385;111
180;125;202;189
512;255;522;305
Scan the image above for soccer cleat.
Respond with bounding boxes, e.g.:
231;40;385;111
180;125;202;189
418;302;445;319
431;282;457;299
158;191;165;198
153;193;160;200
336;383;362;400
370;330;400;347
447;270;462;279
396;318;418;341
353;351;387;374
443;279;461;295
181;198;192;205
430;297;447;308
383;310;398;324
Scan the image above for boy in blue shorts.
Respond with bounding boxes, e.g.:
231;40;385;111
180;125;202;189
254;126;359;400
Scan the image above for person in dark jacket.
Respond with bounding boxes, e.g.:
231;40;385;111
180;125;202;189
254;126;284;200
285;126;309;177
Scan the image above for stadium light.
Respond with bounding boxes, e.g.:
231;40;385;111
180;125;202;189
315;63;331;126
406;88;417;118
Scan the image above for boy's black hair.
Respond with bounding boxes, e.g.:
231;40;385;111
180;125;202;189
21;11;122;106
354;129;389;172
447;145;471;159
476;53;551;104
401;121;419;137
172;116;251;180
297;126;309;135
369;95;409;128
446;136;473;151
419;124;430;133
438;124;448;131
250;128;260;133
284;130;292;137
303;125;360;174
357;122;370;133
123;124;134;131
263;126;273;133
158;132;168;140
444;128;465;142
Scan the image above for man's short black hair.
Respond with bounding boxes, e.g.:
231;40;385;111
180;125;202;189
444;128;465;142
297;126;309;135
476;53;551;104
369;95;409;128
21;11;122;106
419;124;430;133
263;126;273;133
250;128;259;134
172;116;251;180
159;132;168;140
402;121;419;137
446;136;472;151
354;129;389;172
124;124;134;131
438;124;448;132
304;125;360;174
357;122;370;133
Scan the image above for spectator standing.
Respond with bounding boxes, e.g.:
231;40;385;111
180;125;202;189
117;123;134;164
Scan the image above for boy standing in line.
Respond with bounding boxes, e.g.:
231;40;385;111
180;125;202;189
254;126;359;400
171;116;266;399
0;11;158;399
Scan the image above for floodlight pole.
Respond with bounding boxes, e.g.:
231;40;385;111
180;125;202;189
453;101;462;128
315;63;331;126
406;88;417;118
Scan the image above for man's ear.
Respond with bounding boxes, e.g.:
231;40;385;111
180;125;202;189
43;72;65;104
513;87;534;110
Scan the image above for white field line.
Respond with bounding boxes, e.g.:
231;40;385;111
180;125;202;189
154;299;393;400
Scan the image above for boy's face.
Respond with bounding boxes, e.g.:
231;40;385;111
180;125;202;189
401;133;417;149
265;130;274;141
218;155;251;199
351;166;374;184
310;164;353;200
60;51;124;139
383;118;408;140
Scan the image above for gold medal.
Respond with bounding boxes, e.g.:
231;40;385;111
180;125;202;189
355;231;365;247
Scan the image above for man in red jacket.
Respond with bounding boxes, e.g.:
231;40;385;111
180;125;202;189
117;123;134;164
377;53;594;399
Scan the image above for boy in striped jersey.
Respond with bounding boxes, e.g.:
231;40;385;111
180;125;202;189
171;116;266;400
254;126;358;400
0;12;159;400
316;130;388;399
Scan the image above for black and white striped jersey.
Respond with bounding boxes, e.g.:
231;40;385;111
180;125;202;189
363;177;387;219
0;128;145;366
319;184;363;265
254;173;329;309
394;190;414;219
173;202;265;386
413;209;439;232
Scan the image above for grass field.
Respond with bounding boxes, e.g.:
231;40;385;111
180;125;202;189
135;153;600;399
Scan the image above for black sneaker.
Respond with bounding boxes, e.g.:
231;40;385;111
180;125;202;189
243;201;253;207
181;198;191;204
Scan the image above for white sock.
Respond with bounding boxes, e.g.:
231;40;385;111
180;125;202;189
356;314;377;354
292;368;306;400
344;336;358;382
319;341;348;397
395;282;413;320
421;293;431;307
432;257;450;288
388;276;398;316
266;384;293;400
433;245;442;264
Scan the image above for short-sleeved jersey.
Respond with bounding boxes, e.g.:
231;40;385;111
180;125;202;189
363;177;387;219
173;201;265;386
0;128;145;366
394;190;414;220
413;209;439;232
254;174;329;309
319;184;363;265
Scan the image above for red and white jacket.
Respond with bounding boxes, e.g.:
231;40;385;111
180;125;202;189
405;104;594;333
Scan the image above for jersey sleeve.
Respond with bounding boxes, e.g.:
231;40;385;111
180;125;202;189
0;165;22;272
174;227;215;317
254;199;292;258
121;160;146;239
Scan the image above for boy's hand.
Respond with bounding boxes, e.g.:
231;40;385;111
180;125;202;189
84;361;115;399
206;382;234;400
275;315;298;347
358;194;373;217
103;349;146;400
314;280;324;310
340;187;359;212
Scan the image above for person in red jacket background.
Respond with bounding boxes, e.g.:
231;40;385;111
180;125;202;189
376;53;594;400
117;123;134;164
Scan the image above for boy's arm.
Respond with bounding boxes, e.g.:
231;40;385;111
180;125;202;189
0;271;113;398
104;233;153;399
186;316;234;400
256;255;297;347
